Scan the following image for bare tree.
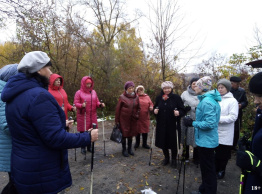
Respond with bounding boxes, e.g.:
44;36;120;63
147;0;201;81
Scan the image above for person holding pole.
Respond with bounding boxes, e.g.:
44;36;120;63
74;76;105;155
1;51;99;194
154;81;185;168
184;76;221;194
134;85;154;149
48;73;76;120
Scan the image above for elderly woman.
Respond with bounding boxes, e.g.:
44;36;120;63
154;81;185;168
216;78;238;179
134;85;154;149
48;73;76;120
115;81;140;157
74;76;105;154
181;77;200;163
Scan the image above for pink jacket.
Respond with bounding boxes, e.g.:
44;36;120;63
74;76;101;132
137;94;153;133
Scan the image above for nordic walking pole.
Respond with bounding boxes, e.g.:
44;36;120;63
149;106;158;166
101;100;106;156
175;108;180;162
73;104;77;161
84;100;87;160
90;123;96;194
149;119;156;166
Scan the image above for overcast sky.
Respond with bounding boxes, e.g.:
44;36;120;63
131;0;262;56
1;0;262;68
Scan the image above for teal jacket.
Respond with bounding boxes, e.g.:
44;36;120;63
193;89;221;148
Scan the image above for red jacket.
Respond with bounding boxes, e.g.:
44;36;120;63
137;94;153;133
115;92;140;137
48;74;73;119
74;76;101;132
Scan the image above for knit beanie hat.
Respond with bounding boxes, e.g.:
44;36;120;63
196;76;212;92
85;78;92;84
18;51;50;73
135;85;145;93
0;64;18;82
249;72;262;94
161;81;174;89
217;78;231;92
124;81;135;90
190;77;199;85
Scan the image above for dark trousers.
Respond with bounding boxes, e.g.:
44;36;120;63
198;147;217;194
215;144;232;172
163;148;177;160
233;117;240;148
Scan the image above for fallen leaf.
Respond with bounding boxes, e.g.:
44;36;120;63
117;185;120;189
174;176;176;179
146;181;149;185
80;187;85;191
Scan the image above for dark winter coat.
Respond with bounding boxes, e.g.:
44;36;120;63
244;108;262;193
230;87;248;117
154;91;185;149
115;92;140;137
1;73;91;194
137;94;154;133
74;76;101;132
48;74;73;119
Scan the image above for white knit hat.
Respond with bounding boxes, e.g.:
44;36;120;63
135;85;145;93
161;81;174;89
18;51;50;73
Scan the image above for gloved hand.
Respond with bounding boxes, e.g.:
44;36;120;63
183;116;193;127
236;150;262;177
185;106;191;112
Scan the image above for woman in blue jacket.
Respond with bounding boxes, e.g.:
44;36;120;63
184;76;221;194
1;51;99;194
0;64;18;194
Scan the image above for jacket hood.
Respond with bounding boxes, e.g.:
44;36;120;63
198;89;221;102
80;76;94;93
1;72;43;103
49;73;64;90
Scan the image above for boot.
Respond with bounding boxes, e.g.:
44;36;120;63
162;149;170;165
87;145;92;153
142;133;150;149
122;138;129;157
134;134;140;149
128;138;134;156
81;147;86;155
171;159;177;168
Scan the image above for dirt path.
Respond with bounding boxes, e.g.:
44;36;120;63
0;120;241;194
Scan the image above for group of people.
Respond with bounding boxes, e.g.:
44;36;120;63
0;50;261;194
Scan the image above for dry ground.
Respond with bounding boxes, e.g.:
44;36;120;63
0;120;241;194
